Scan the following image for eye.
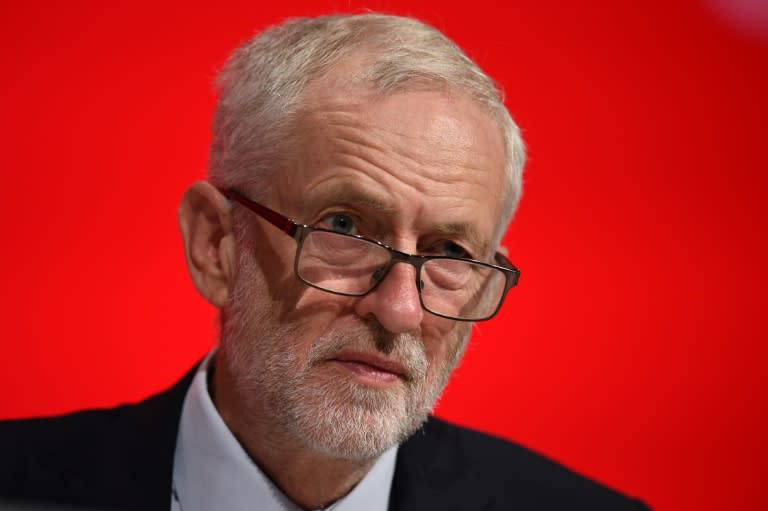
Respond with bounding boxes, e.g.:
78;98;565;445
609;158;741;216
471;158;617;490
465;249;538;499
437;241;471;259
320;213;357;235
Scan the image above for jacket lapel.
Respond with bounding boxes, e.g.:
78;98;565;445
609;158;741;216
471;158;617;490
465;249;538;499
388;418;496;511
78;365;197;510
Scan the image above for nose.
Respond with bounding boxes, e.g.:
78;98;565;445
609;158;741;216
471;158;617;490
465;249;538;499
353;262;424;334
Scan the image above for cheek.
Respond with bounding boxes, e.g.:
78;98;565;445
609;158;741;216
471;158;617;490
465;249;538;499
248;242;314;321
287;289;355;345
423;321;471;376
293;285;351;314
277;291;355;361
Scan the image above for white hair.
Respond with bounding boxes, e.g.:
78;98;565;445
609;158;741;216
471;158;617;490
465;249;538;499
209;13;526;237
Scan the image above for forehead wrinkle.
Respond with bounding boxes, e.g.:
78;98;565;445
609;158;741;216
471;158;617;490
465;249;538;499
303;181;395;215
315;107;481;189
304;110;415;186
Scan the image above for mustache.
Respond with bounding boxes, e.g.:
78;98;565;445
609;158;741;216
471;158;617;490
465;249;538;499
308;322;428;383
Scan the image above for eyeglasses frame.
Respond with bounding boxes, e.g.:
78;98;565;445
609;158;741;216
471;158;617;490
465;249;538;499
222;188;520;321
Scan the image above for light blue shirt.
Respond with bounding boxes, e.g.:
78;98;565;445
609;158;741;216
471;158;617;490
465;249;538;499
170;352;398;511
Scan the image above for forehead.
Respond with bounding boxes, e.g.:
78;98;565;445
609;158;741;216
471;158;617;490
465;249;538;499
274;87;507;253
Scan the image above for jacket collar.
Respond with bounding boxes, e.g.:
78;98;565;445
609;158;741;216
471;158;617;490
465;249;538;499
82;364;489;511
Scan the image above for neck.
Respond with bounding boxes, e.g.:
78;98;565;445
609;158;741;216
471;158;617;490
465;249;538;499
211;355;375;510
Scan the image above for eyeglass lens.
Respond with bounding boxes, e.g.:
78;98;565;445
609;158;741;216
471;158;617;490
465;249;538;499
296;230;506;320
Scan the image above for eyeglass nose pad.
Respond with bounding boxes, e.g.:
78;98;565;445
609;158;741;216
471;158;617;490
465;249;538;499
371;266;387;284
419;279;425;291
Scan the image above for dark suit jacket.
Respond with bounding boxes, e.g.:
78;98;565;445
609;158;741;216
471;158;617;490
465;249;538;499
0;367;649;510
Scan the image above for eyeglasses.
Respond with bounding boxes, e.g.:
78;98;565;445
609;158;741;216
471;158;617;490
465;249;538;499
223;189;520;321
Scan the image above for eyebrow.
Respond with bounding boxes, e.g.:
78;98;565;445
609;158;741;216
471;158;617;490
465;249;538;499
304;184;491;259
304;186;396;215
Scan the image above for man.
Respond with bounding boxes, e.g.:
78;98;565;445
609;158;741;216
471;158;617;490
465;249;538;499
0;13;649;511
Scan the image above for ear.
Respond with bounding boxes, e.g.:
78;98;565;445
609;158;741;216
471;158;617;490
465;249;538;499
178;181;236;308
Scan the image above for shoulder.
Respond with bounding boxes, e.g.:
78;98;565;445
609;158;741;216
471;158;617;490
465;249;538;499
392;417;650;511
0;366;195;510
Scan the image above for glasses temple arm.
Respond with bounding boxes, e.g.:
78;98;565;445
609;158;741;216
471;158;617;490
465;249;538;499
221;188;297;236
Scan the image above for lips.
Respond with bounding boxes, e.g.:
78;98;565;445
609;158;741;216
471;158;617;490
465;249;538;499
330;351;408;383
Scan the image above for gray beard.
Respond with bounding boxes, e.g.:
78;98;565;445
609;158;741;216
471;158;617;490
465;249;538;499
218;248;469;461
222;314;464;461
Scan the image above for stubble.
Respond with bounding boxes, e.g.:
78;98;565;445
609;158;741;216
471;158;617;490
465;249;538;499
219;241;470;461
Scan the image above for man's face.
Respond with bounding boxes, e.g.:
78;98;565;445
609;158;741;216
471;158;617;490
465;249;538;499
220;87;507;461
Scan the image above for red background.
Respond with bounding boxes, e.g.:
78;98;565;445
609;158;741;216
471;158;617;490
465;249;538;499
1;1;766;510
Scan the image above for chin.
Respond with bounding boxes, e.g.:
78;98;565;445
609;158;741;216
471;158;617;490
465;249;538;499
284;371;432;461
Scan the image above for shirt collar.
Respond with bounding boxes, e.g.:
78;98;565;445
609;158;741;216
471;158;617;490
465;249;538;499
172;351;398;511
